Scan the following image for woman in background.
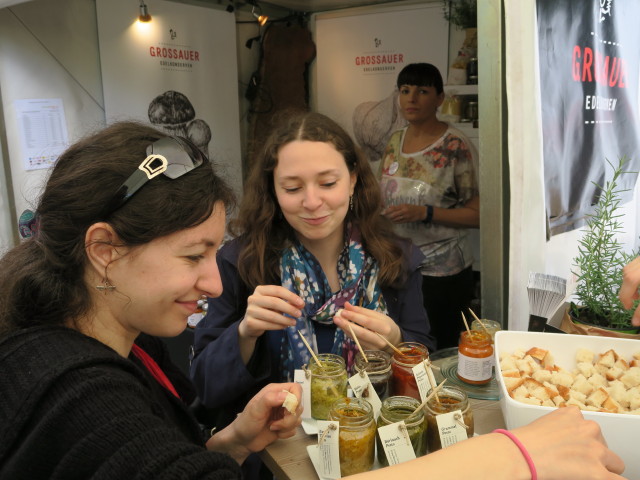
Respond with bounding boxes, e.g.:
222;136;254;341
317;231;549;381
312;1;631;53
378;62;480;349
0;122;301;480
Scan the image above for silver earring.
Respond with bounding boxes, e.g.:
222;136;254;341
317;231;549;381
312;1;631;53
349;195;354;211
96;279;116;292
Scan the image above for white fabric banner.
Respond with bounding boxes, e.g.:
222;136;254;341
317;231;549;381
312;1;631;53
505;0;547;332
314;4;449;166
96;0;242;196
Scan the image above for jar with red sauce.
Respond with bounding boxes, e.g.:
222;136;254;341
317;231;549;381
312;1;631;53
390;342;429;401
457;330;493;385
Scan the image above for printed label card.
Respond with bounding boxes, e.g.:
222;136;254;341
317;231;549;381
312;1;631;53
435;410;468;448
377;421;416;466
294;369;312;419
317;421;341;479
348;370;382;418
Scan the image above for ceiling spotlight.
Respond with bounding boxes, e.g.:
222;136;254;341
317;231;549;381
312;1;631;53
138;0;152;22
251;5;268;26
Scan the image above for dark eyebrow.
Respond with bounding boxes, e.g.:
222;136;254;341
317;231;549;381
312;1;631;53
278;169;341;181
183;240;218;249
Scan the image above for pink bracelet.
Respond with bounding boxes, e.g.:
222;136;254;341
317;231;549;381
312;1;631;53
493;429;537;480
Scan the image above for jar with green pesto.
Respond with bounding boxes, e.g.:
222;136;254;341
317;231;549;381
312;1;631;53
376;395;427;466
310;353;348;420
328;397;376;477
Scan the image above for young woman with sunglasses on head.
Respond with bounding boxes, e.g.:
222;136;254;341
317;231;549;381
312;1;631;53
0;122;302;480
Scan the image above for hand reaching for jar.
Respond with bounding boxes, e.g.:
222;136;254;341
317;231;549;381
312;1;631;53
332;302;402;352
237;285;304;363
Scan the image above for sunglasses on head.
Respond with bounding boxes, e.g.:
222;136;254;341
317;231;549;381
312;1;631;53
103;135;205;218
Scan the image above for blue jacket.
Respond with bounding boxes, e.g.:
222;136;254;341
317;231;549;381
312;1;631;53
190;237;436;417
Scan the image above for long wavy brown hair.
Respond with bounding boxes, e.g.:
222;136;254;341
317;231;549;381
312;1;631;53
231;110;406;289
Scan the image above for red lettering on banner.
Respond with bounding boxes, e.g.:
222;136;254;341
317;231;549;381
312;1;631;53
148;46;200;62
582;47;593;82
572;45;626;88
354;54;405;66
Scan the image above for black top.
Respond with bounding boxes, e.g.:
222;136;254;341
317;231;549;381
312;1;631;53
0;325;241;480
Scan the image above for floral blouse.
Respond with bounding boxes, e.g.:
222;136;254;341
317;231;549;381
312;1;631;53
378;125;478;277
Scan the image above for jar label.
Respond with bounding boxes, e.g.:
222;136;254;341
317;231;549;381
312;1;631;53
378;421;417;465
412;362;437;401
317;421;341;479
457;352;493;381
349;371;382;419
294;369;312;419
435;410;468;447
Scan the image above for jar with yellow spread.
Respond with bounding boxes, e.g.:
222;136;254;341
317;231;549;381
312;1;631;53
310;353;348;420
328;397;376;477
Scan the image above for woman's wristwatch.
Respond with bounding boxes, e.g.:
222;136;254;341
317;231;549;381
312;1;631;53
422;205;434;224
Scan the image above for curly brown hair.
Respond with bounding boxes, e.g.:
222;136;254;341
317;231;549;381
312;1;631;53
0;121;235;334
232;110;406;289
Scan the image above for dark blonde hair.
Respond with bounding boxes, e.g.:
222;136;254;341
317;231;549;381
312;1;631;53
0;121;235;333
232;110;405;289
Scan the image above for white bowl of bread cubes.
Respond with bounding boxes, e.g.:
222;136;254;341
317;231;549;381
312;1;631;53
494;330;640;479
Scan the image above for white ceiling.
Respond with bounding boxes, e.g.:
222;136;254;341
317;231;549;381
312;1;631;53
0;0;422;14
261;0;410;13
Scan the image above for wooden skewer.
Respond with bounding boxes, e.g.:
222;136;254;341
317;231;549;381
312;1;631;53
468;308;491;335
374;331;404;356
407;379;447;420
423;359;441;404
347;321;368;363
461;311;471;335
297;330;325;369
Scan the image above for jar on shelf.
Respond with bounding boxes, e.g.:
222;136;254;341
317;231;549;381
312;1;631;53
354;349;392;400
310;353;348;420
390;342;429;400
376;395;428;466
329;397;376;477
425;385;474;452
457;330;493;385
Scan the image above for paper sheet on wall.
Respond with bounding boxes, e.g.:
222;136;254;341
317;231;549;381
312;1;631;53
14;98;68;171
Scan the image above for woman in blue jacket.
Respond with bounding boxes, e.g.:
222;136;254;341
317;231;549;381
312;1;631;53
191;111;435;420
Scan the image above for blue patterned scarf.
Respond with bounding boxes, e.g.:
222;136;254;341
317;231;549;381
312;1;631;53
278;224;388;381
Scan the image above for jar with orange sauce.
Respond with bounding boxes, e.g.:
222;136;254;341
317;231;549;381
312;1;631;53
390;342;429;400
329;397;376;477
425;386;473;452
457;330;493;385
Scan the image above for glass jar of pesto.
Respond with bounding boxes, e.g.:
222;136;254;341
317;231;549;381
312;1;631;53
310;353;348;420
425;385;474;453
354;349;392;400
376;395;427;466
329;397;376;477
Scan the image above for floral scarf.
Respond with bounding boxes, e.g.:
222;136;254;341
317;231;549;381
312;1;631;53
278;224;388;381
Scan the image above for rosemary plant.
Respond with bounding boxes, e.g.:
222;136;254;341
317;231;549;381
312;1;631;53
572;157;639;329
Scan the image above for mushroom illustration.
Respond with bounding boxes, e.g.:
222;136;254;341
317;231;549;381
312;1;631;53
186;119;212;158
148;90;196;138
